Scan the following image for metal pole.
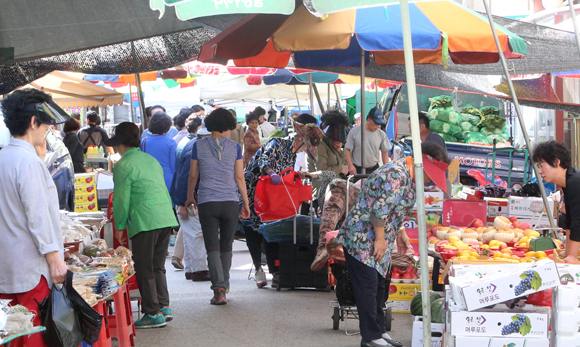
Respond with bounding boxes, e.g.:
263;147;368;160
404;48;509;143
400;0;431;344
375;79;379;105
482;0;555;228
313;84;325;114
309;74;315;116
135;73;147;129
568;1;580;56
294;85;302;114
334;84;341;109
360;48;366;174
128;82;135;123
327;84;331;109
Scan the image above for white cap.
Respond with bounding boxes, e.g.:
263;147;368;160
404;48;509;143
354;113;361;120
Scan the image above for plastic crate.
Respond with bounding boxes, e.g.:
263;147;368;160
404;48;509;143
278;242;328;291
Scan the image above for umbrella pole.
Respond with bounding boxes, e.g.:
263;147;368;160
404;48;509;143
327;84;331;109
334;85;341;109
360;48;366;174
135;73;147;129
375;79;379;105
309;74;315;116
128;82;135;123
568;1;580;56
313;84;325;114
482;0;555;229
294;85;303;114
400;0;431;344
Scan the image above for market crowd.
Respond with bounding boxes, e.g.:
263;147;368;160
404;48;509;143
11;87;579;347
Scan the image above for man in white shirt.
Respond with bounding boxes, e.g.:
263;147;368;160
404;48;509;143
254;106;276;140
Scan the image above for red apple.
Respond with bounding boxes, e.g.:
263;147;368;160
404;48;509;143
406;265;416;274
498;244;508;251
402;273;413;280
391;272;401;279
509;216;518;223
519;222;531;230
431;225;441;233
509;225;514;229
87;186;94;192
85;177;93;183
88;195;95;201
411;273;419;280
389;285;397;294
512;221;523;229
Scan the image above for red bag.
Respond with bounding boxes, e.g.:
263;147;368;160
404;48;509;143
255;168;313;222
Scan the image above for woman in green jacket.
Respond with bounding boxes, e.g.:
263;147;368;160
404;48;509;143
106;122;179;329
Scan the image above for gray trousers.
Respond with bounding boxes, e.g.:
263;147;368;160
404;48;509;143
198;201;239;290
132;227;171;315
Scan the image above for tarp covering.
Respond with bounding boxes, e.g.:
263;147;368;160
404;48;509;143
15;71;125;108
199;76;314;101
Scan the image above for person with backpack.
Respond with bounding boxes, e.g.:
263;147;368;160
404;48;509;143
77;111;114;155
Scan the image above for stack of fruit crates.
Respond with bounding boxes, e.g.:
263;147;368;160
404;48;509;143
74;173;98;212
444;259;560;346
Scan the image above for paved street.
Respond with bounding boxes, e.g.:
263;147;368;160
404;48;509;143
131;240;414;347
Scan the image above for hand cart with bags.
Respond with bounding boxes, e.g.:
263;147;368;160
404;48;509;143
274;173;330;292
327;174;397;340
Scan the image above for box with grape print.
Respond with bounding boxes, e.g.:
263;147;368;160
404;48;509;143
455;259;559;311
449;307;550;338
453;336;549;347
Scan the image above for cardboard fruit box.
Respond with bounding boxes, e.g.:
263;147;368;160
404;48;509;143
449;307;550;338
452;336;549;347
450;259;560;311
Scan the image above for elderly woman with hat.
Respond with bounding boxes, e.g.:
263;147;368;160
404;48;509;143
0;89;70;347
242;114;324;289
337;142;450;347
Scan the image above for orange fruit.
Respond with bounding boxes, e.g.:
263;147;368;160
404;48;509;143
501;248;513;255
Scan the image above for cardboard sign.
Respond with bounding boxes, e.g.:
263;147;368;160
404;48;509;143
447;159;460;185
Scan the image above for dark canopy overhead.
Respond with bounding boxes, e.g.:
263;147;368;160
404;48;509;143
0;0;245;94
0;0;243;62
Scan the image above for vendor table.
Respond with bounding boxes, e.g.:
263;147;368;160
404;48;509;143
0;326;45;346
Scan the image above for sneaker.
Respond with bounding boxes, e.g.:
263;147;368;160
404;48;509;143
271;272;280;289
160;306;173;322
210;288;227;305
134;313;167;329
310;249;330;271
255;268;267;288
171;257;184;270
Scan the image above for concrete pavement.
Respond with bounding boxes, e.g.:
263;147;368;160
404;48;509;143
131;241;414;347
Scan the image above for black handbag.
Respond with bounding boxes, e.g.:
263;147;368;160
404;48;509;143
65;270;104;345
37;273;84;347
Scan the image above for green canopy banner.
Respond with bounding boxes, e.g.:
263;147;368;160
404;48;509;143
150;0;295;20
307;0;423;14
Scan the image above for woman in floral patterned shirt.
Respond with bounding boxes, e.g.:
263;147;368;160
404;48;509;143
336;142;449;347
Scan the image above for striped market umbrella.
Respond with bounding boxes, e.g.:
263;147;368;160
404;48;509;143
199;0;527;69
